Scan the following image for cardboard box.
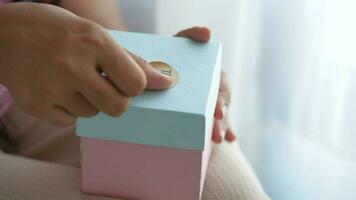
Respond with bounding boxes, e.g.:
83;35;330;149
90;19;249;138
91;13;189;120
77;30;222;200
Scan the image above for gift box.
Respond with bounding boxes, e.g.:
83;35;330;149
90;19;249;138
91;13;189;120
77;30;222;200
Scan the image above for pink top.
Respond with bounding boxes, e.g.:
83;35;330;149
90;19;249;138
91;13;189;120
0;0;11;5
0;85;12;127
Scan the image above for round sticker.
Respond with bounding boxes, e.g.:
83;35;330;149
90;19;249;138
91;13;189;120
149;61;180;88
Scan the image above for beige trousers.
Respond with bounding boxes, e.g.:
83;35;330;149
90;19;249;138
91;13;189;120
0;105;270;200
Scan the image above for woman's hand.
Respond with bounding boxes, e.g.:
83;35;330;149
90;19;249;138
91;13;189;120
176;27;236;143
0;3;173;126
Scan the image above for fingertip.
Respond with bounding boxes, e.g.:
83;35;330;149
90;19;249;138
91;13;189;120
146;72;175;90
214;107;223;120
145;63;177;90
212;132;222;143
176;26;211;42
225;129;237;142
127;51;177;90
212;120;222;143
196;26;211;42
189;26;211;42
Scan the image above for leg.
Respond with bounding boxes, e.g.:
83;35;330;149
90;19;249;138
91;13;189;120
1;145;270;200
202;142;270;200
0;151;124;200
0;142;269;200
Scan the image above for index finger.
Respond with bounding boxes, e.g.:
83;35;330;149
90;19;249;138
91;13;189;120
96;29;147;97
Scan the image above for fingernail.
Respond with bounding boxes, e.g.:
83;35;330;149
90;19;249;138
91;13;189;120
225;132;236;142
214;134;222;143
150;61;180;88
212;131;222;143
215;108;223;120
150;61;177;78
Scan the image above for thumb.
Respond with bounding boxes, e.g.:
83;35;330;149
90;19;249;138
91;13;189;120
126;50;176;90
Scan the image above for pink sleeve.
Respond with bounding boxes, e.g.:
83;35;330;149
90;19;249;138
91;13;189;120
0;0;11;5
0;84;12;123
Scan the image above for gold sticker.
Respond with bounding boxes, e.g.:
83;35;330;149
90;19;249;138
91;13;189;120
149;61;180;88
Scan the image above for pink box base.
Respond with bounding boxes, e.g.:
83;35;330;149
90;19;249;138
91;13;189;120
81;137;212;200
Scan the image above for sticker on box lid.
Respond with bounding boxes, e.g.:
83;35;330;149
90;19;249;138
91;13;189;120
150;61;180;88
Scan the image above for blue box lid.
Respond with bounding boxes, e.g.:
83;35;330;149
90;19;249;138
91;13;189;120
77;30;222;151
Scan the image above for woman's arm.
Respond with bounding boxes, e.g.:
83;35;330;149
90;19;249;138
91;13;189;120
0;2;168;126
60;0;125;30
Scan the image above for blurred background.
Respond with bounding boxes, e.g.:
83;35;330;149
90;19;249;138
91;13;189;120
119;0;356;199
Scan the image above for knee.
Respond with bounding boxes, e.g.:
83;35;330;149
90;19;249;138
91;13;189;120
201;142;270;200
